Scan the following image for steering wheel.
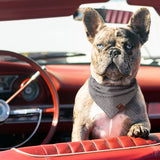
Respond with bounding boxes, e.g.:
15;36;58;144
0;50;59;148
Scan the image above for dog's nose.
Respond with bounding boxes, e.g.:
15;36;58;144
109;49;121;57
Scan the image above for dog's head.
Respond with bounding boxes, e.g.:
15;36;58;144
83;8;150;85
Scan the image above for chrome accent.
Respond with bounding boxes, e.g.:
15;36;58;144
0;99;10;122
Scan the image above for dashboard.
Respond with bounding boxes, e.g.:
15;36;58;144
0;75;17;93
0;75;40;102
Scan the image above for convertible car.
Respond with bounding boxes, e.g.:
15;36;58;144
0;0;160;159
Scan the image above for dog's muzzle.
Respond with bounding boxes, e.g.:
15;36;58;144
107;47;131;77
108;48;121;58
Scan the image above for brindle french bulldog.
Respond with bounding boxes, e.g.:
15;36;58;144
72;7;151;141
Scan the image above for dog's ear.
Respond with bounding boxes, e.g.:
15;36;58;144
128;8;151;45
82;8;105;43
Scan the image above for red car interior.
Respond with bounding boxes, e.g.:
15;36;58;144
0;0;160;159
0;133;160;160
0;48;160;159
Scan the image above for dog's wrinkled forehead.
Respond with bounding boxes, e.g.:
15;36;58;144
95;27;116;44
95;27;140;48
116;28;137;39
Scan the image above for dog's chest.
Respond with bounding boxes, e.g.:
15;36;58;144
89;102;130;139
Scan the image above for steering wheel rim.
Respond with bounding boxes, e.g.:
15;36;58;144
0;50;59;145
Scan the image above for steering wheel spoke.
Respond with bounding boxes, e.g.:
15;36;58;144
10;108;42;116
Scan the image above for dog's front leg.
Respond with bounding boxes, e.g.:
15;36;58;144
72;119;90;141
127;122;150;138
72;81;93;141
71;100;92;141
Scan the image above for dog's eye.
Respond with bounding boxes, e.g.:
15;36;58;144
97;44;103;49
125;43;132;50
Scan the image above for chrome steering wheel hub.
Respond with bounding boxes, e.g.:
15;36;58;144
0;99;10;122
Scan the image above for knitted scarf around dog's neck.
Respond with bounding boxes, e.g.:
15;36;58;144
88;76;138;119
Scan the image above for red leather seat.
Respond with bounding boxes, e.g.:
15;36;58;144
0;133;160;160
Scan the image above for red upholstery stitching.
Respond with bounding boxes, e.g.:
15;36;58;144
92;139;110;150
105;10;133;24
80;141;86;152
69;141;85;153
17;134;160;156
55;143;72;154
118;136;136;147
129;137;138;146
67;143;74;153
81;140;97;151
104;139;111;149
106;137;123;149
91;140;98;150
42;144;58;155
40;145;48;160
52;144;59;154
116;137;124;148
130;137;149;146
41;145;48;155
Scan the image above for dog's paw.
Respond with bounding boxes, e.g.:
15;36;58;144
127;124;149;138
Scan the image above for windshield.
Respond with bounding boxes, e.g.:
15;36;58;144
0;0;159;66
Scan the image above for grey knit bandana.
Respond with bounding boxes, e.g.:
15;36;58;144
88;76;138;119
